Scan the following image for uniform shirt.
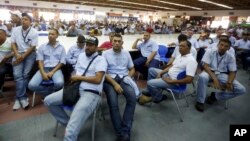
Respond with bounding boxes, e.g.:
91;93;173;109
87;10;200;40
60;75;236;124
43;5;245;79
202;48;236;73
234;39;250;50
75;52;107;93
137;39;160;60
102;28;111;35
197;39;210;50
212;37;220;44
11;26;38;53
188;37;199;49
37;42;66;68
168;53;197;80
0;39;11;62
172;46;197;59
210;43;235;56
66;44;85;66
102;49;134;78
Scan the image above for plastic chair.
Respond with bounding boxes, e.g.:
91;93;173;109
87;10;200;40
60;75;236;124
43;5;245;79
53;105;98;141
163;71;189;122
158;45;170;65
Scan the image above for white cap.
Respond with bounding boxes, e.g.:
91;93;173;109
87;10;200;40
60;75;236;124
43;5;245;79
9;10;22;19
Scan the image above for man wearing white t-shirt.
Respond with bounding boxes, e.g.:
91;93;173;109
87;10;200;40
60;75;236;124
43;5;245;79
139;40;198;104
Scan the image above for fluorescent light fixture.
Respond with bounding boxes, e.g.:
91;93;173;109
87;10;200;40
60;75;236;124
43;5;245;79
198;0;233;9
84;1;155;11
152;0;202;10
108;0;177;10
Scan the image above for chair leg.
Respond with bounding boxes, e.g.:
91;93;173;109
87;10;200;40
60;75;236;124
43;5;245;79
169;90;184;122
183;92;189;107
53;121;59;137
137;72;140;80
224;100;229;110
92;109;97;141
32;92;36;107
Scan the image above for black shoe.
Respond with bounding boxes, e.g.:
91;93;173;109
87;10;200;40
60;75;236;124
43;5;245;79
154;95;167;104
195;102;204;112
206;92;217;104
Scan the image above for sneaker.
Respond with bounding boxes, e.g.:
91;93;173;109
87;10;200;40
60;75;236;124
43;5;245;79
195;102;204;112
138;95;152;105
13;99;21;111
20;98;29;109
206;92;217;104
154;95;168;104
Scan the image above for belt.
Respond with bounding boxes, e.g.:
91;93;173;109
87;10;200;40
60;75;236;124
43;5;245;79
211;70;229;74
84;89;100;95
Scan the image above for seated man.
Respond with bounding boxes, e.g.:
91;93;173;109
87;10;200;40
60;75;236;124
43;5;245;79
66;24;78;37
28;29;65;96
139;40;197;104
195;38;246;112
234;31;250;69
98;32;115;52
102;34;137;141
44;36;107;141
66;35;85;69
166;34;197;67
0;29;13;94
132;31;160;79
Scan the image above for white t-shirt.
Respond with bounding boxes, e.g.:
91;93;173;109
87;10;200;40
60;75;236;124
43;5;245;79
0;39;11;62
168;53;198;80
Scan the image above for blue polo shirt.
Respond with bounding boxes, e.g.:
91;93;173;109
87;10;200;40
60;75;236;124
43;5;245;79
102;49;134;78
37;41;66;68
137;39;160;60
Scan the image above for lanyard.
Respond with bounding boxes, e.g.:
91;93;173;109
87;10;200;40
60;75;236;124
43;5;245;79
216;53;224;69
22;27;31;44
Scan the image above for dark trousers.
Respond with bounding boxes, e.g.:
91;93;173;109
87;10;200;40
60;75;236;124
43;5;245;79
0;63;12;89
133;56;160;79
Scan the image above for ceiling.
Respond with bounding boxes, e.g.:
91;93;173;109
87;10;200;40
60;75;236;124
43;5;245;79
31;0;250;12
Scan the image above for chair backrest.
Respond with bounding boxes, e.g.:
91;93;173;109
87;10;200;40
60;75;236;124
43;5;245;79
176;71;187;90
158;45;168;58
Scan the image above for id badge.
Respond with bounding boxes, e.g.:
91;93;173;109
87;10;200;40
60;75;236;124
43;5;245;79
214;71;220;75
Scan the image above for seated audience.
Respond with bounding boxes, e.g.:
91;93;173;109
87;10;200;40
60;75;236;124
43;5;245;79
98;32;115;52
195;38;246;112
132;31;161;79
138;40;197;104
102;34;137;141
44;36;107;141
28;29;65;96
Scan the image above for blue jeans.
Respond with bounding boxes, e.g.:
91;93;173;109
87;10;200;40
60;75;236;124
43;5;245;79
133;56;160;79
103;75;136;138
147;68;176;101
28;68;64;96
13;52;36;100
44;89;101;141
196;71;246;103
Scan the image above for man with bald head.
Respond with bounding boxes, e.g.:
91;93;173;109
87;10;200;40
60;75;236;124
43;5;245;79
132;31;161;79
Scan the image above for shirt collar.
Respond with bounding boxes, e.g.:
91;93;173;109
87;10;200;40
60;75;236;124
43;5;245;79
181;53;192;57
47;41;61;48
86;52;98;59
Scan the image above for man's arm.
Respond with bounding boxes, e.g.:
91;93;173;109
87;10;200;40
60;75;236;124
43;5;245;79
105;74;123;94
145;51;157;66
47;63;64;78
132;38;141;49
226;71;236;91
203;63;220;89
71;71;105;84
162;75;194;84
38;60;49;80
128;67;135;78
